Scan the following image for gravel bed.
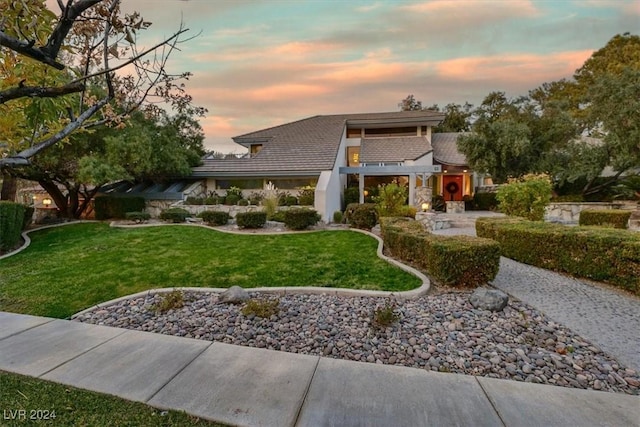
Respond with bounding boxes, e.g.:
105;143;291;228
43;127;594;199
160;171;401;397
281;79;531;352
73;290;640;395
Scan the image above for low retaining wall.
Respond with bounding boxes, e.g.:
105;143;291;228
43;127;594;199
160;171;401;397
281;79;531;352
545;202;637;224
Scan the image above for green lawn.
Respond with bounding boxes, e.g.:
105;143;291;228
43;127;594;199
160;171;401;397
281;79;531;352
0;371;227;426
0;223;421;318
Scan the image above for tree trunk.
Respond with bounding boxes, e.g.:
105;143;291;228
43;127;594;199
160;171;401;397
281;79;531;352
1;171;18;201
38;180;69;218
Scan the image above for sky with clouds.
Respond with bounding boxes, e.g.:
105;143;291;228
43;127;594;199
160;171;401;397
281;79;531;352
65;1;640;152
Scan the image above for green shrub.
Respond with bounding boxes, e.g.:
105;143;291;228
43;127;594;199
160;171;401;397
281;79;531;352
94;195;145;220
263;195;278;219
284;208;321;230
242;298;280;318
372;301;401;330
0;201;26;251
374;183;408;217
579;209;631;229
398;205;417;219
247;191;264;205
22;205;34;229
159;207;190;223
154;290;184;313
185;196;204;205
224;194;241;205
333;210;344;224
381;217;500;287
197;210;229;226
284;195;298;206
269;210;286;222
343;187;360;207
226;186;243;199
345;203;378;230
236;211;267;228
276;191;291;206
496;174;552;221
298;187;315;206
125;211;151;223
238;198;249;206
473;192;498;210
476;217;640;294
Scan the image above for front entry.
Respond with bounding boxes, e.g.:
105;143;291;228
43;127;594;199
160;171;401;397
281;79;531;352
442;175;463;201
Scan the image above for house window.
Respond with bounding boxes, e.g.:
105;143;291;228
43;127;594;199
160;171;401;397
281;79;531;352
250;144;262;156
364;127;418;137
347;146;360;167
269;178;318;189
216;179;263;190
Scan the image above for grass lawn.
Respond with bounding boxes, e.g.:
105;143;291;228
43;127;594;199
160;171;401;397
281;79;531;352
0;223;421;318
0;371;227;426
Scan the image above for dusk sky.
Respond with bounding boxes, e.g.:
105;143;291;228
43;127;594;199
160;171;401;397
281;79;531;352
69;1;640;152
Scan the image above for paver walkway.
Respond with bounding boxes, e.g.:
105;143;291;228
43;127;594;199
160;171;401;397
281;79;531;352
1;311;638;427
433;226;640;371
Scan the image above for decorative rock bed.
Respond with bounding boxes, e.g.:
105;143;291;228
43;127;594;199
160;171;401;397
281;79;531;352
73;290;640;395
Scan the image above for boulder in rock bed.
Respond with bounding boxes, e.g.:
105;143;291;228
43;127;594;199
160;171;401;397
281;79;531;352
219;286;250;304
469;288;509;311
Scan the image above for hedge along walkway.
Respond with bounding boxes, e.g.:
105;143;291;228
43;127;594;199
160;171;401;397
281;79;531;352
0;222;428;319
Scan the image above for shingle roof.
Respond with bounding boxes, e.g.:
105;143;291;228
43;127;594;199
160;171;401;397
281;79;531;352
192;111;447;176
432;132;468;166
360;136;432;163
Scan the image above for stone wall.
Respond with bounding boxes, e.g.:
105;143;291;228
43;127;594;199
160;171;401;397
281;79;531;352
545;202;637;224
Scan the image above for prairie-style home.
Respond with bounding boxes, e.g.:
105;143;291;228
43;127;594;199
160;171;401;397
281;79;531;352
192;111;483;220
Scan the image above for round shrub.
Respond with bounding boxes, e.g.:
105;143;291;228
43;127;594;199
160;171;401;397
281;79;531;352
343;187;359;207
284;208;321;230
345;203;378;230
159;207;189;223
125;211;151;223
333;210;343;224
496;174;552;221
298;188;315;206
197;210;229;226
236;211;267;229
185;196;204;205
238;198;249;206
224;194;241;205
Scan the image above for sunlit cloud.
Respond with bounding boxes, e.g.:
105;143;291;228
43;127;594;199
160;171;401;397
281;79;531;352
401;0;540;18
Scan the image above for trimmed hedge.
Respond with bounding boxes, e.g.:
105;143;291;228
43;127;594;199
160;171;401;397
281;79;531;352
0;201;26;251
236;211;267;228
284;208;321;230
125;211;151;223
95;195;145;220
476;217;640;294
579;209;631;229
380;217;500;287
197;210;229;226
473;192;498;211
159;207;189;223
345;203;378;230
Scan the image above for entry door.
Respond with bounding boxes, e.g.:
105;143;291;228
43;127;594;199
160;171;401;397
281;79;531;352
442;175;463;201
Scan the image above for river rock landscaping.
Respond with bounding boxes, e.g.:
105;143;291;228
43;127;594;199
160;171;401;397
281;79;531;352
73;290;640;395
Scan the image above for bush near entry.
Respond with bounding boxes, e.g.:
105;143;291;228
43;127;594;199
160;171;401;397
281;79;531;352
380;217;500;287
236;211;267;229
0;201;26;251
496;174;552;221
476;217;640;294
579;209;631;229
344;203;378;230
197;210;229;226
284;208;321;230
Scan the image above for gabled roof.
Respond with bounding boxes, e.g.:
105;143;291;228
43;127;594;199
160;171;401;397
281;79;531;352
193;111;445;177
360;136;432;163
432;132;468;166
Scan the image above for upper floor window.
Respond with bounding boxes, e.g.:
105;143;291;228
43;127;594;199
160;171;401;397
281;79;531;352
347;146;360;167
364;127;418;137
250;144;262;157
347;128;362;138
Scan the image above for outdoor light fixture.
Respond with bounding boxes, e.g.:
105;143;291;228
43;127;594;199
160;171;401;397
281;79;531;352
443;169;448;173
363;190;369;197
463;169;468;173
421;202;430;211
42;198;52;207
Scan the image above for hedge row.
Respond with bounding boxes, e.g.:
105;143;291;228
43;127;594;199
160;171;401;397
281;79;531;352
579;209;631;229
476;217;640;294
380;217;500;287
0;201;26;251
95;195;145;220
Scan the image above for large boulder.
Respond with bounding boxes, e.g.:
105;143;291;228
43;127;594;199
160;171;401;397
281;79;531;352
219;286;250;304
470;288;509;311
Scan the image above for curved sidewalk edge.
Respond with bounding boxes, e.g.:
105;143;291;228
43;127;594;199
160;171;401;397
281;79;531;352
4;221;427;319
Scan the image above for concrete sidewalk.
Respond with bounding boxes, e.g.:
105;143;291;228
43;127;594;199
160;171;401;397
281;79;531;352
1;312;638;427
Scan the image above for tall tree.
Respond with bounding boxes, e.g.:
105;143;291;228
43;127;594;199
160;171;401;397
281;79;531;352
399;96;473;132
12;110;205;218
0;0;203;199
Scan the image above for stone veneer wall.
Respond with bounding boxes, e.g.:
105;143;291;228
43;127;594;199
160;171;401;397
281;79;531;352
544;202;637;224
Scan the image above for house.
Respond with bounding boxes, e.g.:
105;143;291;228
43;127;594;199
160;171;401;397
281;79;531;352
191;111;482;221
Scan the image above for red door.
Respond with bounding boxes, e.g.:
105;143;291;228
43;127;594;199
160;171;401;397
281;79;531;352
442;175;463;201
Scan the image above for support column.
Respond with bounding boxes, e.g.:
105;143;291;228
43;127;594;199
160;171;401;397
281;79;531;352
409;173;416;207
359;173;365;204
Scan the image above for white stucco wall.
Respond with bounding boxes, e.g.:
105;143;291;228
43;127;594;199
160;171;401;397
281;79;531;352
315;128;350;221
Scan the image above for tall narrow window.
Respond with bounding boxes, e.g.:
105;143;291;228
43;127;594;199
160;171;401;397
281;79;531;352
347;146;360;167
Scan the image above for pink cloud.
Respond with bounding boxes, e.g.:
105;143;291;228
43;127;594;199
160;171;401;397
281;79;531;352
435;50;593;83
248;84;330;102
402;0;539;17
